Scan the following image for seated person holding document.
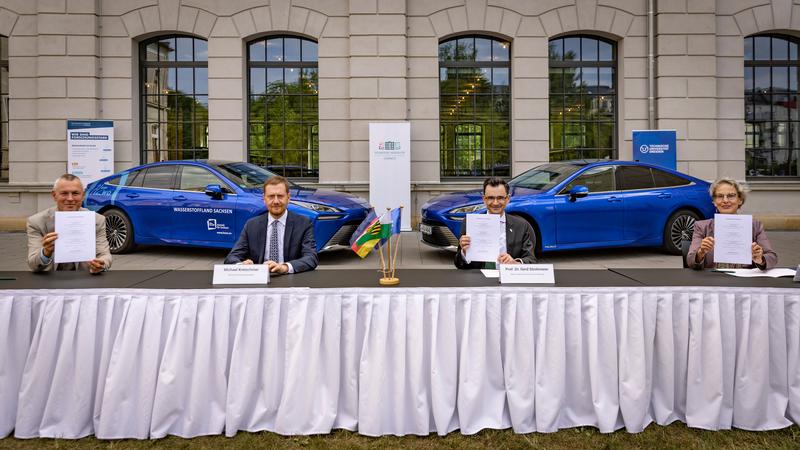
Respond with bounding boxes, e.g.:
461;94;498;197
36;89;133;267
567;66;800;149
687;177;777;270
224;175;318;274
455;177;536;269
26;173;112;273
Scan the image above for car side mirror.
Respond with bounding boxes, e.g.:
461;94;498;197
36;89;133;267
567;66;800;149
204;184;224;199
568;185;589;202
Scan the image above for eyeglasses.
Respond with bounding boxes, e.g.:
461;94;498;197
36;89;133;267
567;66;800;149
713;193;738;200
484;195;508;202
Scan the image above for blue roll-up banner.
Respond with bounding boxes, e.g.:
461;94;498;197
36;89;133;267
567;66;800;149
632;129;676;170
67;119;114;184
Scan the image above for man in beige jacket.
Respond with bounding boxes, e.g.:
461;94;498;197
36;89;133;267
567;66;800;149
27;173;112;273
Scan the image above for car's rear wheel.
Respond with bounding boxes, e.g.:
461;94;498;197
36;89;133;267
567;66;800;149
103;209;136;254
663;209;699;255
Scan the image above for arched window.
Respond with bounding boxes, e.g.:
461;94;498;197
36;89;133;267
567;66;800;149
439;35;510;178
139;35;208;164
1;35;8;181
548;35;616;161
247;36;319;178
744;34;799;177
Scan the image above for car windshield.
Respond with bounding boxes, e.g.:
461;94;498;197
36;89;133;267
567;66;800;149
210;162;300;189
508;163;582;190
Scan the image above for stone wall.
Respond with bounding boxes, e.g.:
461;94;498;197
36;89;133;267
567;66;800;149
0;0;797;221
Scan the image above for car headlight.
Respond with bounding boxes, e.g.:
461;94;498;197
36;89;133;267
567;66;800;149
449;203;485;214
290;200;341;213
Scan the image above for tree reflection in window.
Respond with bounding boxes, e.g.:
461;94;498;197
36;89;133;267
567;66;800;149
139;35;209;164
439;36;510;177
248;36;319;179
549;35;616;161
744;34;799;177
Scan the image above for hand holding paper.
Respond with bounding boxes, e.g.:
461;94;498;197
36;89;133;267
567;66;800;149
713;214;753;266
53;211;97;264
464;214;503;263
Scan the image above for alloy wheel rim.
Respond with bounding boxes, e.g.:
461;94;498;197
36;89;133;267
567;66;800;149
105;215;128;251
670;214;696;249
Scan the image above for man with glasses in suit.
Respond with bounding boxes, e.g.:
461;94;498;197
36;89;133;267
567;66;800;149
455;177;536;269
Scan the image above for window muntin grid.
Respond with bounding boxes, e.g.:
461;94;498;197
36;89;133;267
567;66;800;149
439;36;511;178
247;36;319;179
744;34;800;178
139;35;209;164
548;35;617;161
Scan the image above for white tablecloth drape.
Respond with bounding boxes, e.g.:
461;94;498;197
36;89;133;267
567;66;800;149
1;286;798;439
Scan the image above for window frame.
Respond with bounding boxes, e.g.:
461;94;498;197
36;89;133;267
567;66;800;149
744;33;800;180
439;35;512;180
548;35;618;162
138;35;209;165
0;35;8;182
246;35;319;180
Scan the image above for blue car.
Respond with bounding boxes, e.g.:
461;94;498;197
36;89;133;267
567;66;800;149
420;160;716;255
83;160;371;254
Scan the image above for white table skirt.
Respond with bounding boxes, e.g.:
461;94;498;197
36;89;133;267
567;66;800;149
1;286;799;439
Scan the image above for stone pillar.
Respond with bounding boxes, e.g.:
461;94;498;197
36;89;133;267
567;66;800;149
207;16;244;161
317;10;351;182
346;0;407;183
657;0;719;180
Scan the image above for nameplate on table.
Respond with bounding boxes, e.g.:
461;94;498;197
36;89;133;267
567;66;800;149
212;264;269;285
499;264;555;284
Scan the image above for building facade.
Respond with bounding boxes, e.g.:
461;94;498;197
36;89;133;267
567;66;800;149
0;0;798;224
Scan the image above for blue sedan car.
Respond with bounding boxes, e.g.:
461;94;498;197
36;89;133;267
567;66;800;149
83;160;371;254
420;160;716;255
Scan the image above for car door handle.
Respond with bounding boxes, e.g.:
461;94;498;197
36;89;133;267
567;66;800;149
125;193;139;198
173;195;187;201
607;196;621;202
657;193;672;199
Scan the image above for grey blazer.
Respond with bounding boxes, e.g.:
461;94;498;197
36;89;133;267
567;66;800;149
26;206;113;272
686;218;777;270
455;213;536;269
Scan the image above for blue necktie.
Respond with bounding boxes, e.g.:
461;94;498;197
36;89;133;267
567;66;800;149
269;221;280;262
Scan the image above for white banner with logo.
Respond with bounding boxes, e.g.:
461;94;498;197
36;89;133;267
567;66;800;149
67;120;114;184
369;122;411;230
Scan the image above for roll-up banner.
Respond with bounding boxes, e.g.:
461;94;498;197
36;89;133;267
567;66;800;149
369;122;411;231
67;120;114;184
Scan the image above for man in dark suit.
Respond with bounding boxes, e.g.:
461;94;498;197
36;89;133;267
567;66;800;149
455;177;536;269
224;175;318;274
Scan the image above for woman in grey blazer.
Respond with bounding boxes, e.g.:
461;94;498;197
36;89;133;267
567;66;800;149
686;177;777;270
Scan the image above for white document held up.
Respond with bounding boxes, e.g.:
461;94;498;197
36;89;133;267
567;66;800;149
713;214;753;266
465;213;503;263
54;211;97;263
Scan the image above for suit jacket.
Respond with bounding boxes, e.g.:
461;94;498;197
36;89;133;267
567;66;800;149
687;218;777;270
224;211;318;273
455;213;536;269
27;206;113;272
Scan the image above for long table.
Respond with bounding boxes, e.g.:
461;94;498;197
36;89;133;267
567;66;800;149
1;269;798;439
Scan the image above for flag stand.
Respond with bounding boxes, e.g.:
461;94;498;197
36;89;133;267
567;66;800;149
378;207;402;286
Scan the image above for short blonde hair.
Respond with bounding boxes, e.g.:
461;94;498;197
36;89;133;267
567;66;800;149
709;177;747;205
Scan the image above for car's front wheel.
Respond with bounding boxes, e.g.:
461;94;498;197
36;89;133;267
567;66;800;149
103;209;136;254
663;209;699;255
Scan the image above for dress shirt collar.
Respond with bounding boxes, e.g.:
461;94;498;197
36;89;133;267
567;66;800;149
268;210;288;228
488;211;506;225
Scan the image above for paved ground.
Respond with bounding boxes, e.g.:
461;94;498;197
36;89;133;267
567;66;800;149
2;230;799;271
